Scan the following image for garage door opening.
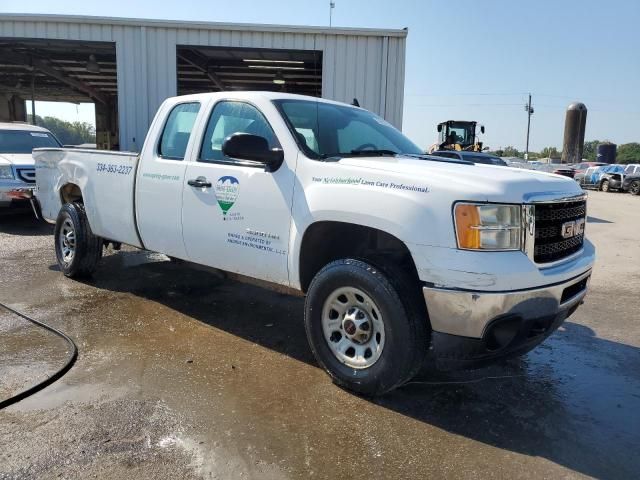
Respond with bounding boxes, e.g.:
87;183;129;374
177;46;322;97
0;38;119;150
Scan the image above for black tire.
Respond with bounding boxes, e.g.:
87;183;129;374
54;202;102;278
304;258;429;396
601;180;609;192
629;180;640;195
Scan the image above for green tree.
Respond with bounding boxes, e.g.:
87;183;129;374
616;143;640;164
26;114;96;146
540;147;561;159
502;146;521;158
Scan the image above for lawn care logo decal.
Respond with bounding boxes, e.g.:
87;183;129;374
311;176;429;193
214;176;239;218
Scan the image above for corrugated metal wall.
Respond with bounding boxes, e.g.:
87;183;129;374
0;16;407;152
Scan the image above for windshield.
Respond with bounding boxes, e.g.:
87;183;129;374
274;99;423;158
0;130;60;153
443;122;474;146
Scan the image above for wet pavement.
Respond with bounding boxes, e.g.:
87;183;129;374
0;191;639;479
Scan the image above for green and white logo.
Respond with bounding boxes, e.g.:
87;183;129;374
214;176;240;216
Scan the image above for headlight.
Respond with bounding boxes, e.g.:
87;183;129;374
454;203;522;250
0;165;14;180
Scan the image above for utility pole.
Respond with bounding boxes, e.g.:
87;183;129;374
30;73;36;125
329;1;335;27
524;93;534;160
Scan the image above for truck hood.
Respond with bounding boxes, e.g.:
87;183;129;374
337;155;583;203
0;153;35;166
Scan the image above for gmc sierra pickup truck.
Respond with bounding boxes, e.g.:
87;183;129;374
35;92;595;395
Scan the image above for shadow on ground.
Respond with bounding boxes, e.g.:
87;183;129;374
0;212;53;236
69;250;640;480
587;215;613;224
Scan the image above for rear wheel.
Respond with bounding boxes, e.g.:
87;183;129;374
629;180;640;195
54;202;102;278
304;258;428;396
601;180;610;192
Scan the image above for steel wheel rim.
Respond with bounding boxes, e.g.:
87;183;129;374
602;181;609;192
631;182;640;195
59;218;76;264
321;286;385;369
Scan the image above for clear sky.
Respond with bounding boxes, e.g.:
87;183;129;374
6;0;639;151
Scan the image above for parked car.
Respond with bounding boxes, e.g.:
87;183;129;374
34;92;594;396
573;161;607;176
622;164;640;195
0;122;61;209
598;164;630;192
430;150;508;166
550;165;575;179
580;164;627;191
534;163;576;179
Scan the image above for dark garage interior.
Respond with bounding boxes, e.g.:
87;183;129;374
177;46;322;97
0;38;119;149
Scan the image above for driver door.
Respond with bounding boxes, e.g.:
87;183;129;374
181;100;296;285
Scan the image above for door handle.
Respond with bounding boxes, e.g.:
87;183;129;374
187;176;212;188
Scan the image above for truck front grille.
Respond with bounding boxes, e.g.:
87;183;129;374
534;200;586;263
16;167;36;184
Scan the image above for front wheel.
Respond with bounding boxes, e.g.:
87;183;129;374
601;180;610;192
304;258;428;396
629;180;640;195
54;202;103;278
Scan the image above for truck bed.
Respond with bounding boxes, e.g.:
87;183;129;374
34;148;142;248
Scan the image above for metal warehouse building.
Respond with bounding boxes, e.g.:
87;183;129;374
0;14;407;152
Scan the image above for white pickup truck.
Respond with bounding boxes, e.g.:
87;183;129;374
35;92;595;395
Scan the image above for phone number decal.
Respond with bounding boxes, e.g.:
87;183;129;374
96;163;133;175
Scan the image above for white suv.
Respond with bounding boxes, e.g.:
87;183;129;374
0;122;61;208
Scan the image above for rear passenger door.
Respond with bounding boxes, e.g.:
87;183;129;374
136;101;201;259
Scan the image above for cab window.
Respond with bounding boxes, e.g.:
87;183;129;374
158;102;200;160
200;101;279;163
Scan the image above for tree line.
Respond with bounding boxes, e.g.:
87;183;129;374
26;114;96;146
491;141;640;164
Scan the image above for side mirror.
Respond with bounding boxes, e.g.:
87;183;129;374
480;126;485;134
437;124;442;133
222;133;284;172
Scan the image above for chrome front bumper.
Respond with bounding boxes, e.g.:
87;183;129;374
423;269;591;339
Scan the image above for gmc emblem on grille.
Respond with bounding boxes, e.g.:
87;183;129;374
561;218;585;239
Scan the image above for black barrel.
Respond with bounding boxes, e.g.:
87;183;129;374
596;142;617;164
561;103;587;164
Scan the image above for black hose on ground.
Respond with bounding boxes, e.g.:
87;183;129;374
0;302;78;410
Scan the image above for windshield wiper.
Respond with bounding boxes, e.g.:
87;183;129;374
347;149;399;156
